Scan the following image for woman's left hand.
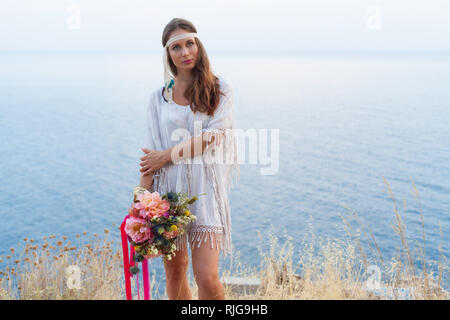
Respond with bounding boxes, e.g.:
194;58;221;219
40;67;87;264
139;148;171;176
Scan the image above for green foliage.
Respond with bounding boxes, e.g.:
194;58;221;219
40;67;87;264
129;266;140;275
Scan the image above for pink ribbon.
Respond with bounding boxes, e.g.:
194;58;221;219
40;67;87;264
121;215;151;300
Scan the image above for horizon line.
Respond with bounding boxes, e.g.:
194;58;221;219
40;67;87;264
1;49;450;55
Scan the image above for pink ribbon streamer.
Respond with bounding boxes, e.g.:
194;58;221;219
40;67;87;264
121;215;151;300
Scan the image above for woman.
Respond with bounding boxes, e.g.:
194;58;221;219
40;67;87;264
136;18;239;300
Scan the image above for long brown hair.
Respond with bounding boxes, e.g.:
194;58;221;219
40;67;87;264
162;18;224;116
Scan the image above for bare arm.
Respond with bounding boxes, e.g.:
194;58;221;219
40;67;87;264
139;171;154;190
140;131;221;176
168;131;221;164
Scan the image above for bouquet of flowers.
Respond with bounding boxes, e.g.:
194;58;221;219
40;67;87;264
124;187;200;274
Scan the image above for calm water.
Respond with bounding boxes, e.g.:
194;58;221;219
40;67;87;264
1;51;449;295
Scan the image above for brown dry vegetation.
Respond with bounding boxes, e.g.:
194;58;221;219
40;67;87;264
0;179;448;300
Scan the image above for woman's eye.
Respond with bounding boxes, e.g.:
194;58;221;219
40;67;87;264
172;41;193;50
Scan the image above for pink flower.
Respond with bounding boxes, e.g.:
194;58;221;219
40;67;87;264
135;191;170;219
124;217;153;243
128;204;141;218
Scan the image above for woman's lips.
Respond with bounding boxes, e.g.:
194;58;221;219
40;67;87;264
183;59;193;64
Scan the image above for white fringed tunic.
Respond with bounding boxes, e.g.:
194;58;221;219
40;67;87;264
145;75;239;256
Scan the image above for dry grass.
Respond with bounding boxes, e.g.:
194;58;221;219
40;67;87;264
0;229;125;300
0;178;448;300
222;178;449;300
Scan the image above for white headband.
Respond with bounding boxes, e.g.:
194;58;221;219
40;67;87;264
163;32;198;104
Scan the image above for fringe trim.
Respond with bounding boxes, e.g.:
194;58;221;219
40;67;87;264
149;162;172;195
181;128;240;191
188;225;227;253
151;127;240;258
173;231;189;251
172;226;231;256
185;128;239;257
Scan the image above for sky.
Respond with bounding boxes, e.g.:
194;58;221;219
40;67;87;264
0;0;449;53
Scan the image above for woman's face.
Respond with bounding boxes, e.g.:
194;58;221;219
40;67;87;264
167;29;198;72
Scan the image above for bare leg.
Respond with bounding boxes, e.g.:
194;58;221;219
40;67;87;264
139;172;193;299
163;243;192;300
191;233;225;300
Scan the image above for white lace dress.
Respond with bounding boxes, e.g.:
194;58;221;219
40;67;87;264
145;75;239;256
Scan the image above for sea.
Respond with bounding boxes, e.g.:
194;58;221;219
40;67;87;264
1;51;449;296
